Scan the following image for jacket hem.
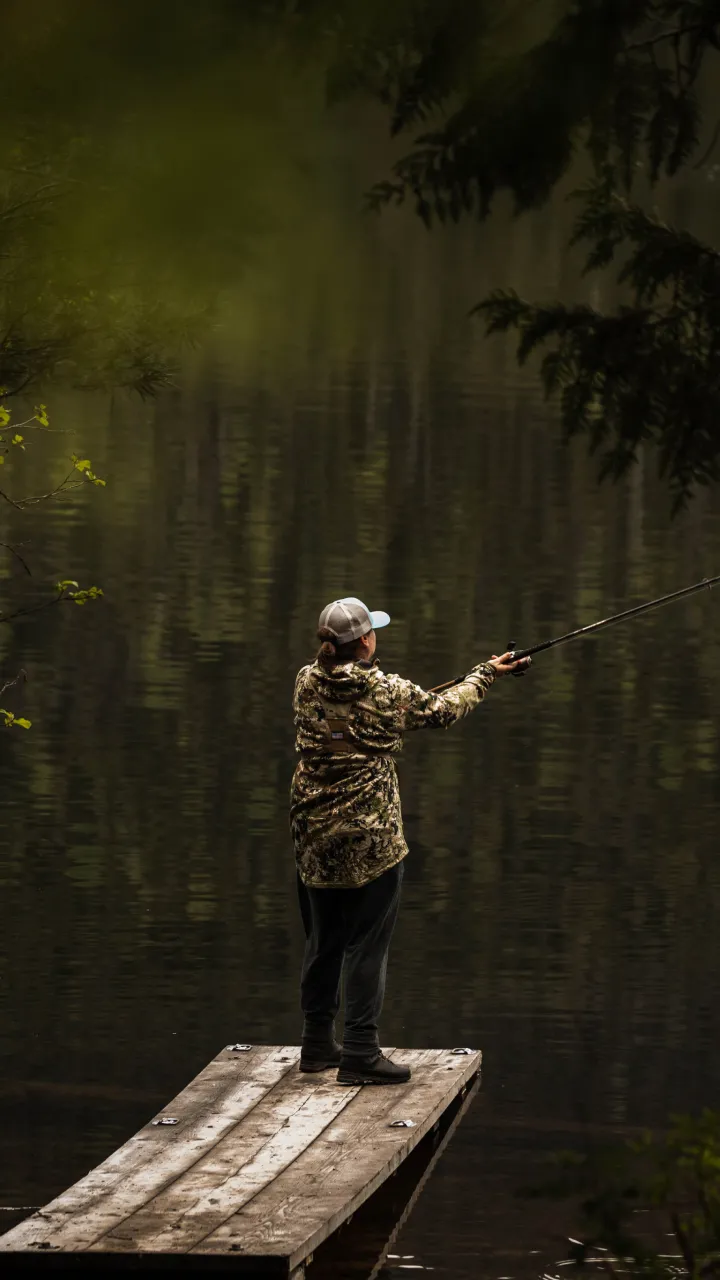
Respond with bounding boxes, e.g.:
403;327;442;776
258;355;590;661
297;847;407;890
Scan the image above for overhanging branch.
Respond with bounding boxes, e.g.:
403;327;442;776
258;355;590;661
624;23;704;51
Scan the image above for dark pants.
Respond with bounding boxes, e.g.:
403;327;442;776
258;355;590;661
297;860;404;1058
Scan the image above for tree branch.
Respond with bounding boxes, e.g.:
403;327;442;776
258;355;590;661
0;486;24;511
672;30;687;90
0;540;32;574
0;591;65;627
0;182;63;224
671;1209;697;1273
693;118;720;168
0;668;27;700
12;470;85;509
625;23;704;51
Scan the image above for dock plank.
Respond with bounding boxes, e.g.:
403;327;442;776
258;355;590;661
90;1064;368;1253
197;1048;480;1267
0;1045;481;1270
0;1045;299;1253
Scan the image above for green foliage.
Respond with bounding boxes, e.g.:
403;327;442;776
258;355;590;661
0;404;107;502
1;1;719;503
0;169;185;398
1;710;31;729
55;582;104;605
71;456;106;487
367;2;719;221
0;403;52;468
478;181;720;508
323;0;500;120
0;2;382;399
1;405;104;729
360;1;720;504
537;1111;720;1277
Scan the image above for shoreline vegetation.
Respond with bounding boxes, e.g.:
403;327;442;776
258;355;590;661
1;401;104;727
533;1111;720;1278
0;2;718;503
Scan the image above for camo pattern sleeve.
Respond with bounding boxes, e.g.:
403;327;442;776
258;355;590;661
371;662;497;733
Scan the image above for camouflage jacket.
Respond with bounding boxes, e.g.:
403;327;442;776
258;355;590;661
290;658;497;888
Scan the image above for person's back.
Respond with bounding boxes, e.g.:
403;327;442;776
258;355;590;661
291;596;528;1085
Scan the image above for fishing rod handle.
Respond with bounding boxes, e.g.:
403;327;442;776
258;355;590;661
509;646;531;662
507;640;528;677
429;646;534;693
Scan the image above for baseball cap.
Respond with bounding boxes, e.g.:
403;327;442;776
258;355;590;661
318;596;391;645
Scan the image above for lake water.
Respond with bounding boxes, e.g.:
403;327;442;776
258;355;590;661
1;173;719;1277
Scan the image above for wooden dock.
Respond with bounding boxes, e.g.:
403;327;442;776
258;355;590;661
0;1044;481;1275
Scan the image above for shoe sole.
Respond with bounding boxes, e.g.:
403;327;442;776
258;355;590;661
299;1061;341;1073
336;1074;411;1086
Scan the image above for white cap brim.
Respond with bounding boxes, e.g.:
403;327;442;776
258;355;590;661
369;609;391;630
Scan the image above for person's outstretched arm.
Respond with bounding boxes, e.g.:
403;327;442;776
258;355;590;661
381;651;529;733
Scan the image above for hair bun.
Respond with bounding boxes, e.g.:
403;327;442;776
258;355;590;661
316;622;362;670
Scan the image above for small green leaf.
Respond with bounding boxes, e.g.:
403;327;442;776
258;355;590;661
70;454;105;485
11;433;24;449
0;406;10;427
1;709;30;729
68;585;104;605
34;404;49;427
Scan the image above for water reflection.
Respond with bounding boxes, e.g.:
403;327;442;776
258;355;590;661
1;195;719;1278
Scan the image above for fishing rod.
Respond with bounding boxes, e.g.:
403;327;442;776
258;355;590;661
430;574;720;694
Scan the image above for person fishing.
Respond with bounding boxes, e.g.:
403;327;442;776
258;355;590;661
291;596;531;1086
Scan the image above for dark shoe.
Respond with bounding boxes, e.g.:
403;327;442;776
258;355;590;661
300;1040;342;1073
336;1051;411;1086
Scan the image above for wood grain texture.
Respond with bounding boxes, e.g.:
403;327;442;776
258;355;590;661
0;1045;298;1253
196;1048;481;1267
0;1044;481;1269
91;1066;364;1252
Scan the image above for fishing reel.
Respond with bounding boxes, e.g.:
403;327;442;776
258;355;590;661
507;640;529;677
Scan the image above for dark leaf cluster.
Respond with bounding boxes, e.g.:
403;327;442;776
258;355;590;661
531;1110;720;1277
357;1;720;505
367;2;719;224
477;184;720;509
